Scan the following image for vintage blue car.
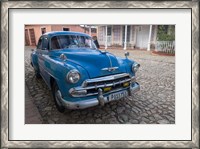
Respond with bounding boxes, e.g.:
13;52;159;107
31;31;140;112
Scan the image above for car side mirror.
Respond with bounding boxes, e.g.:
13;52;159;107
125;52;129;58
42;48;48;50
31;49;34;52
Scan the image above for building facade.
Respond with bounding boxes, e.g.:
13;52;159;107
25;25;97;46
97;25;158;50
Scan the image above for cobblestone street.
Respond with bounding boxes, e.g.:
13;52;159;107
25;47;175;124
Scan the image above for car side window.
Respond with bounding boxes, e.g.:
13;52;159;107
37;37;42;50
51;36;61;50
42;37;49;50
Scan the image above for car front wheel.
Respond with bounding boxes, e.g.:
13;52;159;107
34;67;41;78
52;82;65;113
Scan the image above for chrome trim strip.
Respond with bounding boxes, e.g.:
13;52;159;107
82;73;130;85
78;78;131;90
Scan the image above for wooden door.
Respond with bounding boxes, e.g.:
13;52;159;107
25;29;30;46
29;29;36;46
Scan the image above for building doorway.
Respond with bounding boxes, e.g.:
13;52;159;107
136;25;150;49
25;29;30;46
106;26;112;46
29;29;36;46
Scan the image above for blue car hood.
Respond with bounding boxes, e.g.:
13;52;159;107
51;48;127;78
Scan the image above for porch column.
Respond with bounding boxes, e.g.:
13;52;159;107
89;26;91;36
105;26;107;49
147;25;152;51
130;26;133;49
123;25;127;50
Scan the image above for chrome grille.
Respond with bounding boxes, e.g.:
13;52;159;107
70;73;135;97
82;73;131;87
86;76;130;87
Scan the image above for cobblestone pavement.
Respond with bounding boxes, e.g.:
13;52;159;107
25;47;175;124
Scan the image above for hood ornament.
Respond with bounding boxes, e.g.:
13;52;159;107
60;54;67;61
102;67;118;72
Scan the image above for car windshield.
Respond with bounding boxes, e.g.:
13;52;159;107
50;35;97;50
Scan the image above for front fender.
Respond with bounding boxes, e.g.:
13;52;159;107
31;51;39;72
44;56;90;98
117;57;136;76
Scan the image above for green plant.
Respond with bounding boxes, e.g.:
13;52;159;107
157;25;175;41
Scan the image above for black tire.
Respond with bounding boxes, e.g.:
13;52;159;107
52;82;65;113
35;72;41;78
34;67;41;79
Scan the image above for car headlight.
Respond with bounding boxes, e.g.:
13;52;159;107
132;63;140;73
66;70;80;84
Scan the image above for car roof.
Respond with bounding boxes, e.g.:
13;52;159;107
43;31;91;37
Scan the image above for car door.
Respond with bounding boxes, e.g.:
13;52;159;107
37;36;50;84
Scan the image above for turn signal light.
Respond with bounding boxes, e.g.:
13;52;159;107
103;87;112;92
123;82;130;87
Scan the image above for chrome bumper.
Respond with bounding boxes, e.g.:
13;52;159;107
60;82;140;109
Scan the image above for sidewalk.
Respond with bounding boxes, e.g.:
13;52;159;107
25;84;42;124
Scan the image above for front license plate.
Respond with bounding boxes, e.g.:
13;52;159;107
109;91;128;101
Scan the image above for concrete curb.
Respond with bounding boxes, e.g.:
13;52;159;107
25;84;43;124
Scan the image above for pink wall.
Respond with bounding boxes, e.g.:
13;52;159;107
25;25;97;46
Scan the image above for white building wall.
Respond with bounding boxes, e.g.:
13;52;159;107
98;26;105;46
97;25;158;50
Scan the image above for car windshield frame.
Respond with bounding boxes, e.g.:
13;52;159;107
50;34;97;50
